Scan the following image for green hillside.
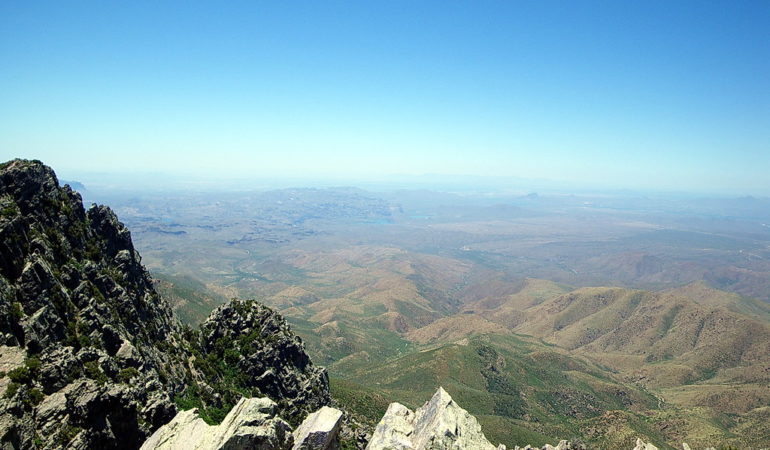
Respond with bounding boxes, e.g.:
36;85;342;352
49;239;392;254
336;333;669;449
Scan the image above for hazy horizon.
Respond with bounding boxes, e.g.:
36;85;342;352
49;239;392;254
2;1;769;195
47;166;767;199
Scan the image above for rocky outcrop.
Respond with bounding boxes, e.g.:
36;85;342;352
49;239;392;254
140;397;294;450
0;159;332;449
197;300;331;424
366;387;501;450
365;388;595;450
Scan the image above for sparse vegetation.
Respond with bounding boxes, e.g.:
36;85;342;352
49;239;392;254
10;302;24;320
4;382;20;399
118;367;140;384
57;424;83;446
83;361;109;385
25;388;44;407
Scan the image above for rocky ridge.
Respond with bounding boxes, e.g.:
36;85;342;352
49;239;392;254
0;159;331;449
0;159;190;448
146;386;705;450
141;398;345;450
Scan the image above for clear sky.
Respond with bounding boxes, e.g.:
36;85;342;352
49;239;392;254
1;1;768;194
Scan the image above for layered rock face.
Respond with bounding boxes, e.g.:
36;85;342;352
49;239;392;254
0;159;332;449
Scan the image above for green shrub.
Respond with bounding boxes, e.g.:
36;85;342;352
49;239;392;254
0;203;19;217
118;367;140;384
10;302;24;320
25;388;44;407
4;382;19;399
25;357;41;374
57;425;82;446
83;361;109;385
85;240;101;261
7;366;32;385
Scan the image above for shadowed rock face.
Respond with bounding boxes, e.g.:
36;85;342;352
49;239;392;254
0;159;331;449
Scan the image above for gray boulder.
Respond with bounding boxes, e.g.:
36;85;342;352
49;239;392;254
292;406;344;450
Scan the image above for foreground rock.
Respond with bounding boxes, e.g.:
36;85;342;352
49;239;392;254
142;398;344;450
632;438;659;450
292;406;344;450
366;387;501;450
140;397;294;450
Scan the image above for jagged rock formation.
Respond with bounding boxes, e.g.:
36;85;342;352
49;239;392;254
366;389;673;450
0;159;331;449
140;397;295;450
366;387;501;450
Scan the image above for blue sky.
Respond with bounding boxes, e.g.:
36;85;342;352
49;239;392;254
1;1;768;194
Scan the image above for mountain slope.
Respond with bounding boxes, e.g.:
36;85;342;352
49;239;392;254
344;333;664;449
387;280;770;448
507;285;770;388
